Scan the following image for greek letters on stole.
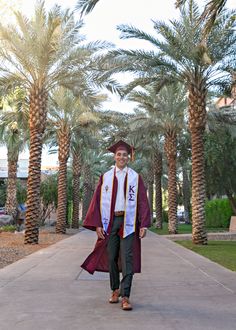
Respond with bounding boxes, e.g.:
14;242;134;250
100;167;139;238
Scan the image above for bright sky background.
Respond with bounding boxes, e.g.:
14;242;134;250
0;0;235;166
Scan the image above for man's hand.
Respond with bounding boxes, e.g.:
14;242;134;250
139;228;147;239
96;227;105;239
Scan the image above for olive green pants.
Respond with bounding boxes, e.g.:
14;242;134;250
107;216;134;298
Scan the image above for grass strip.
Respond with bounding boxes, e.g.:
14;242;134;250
150;223;228;235
176;240;236;271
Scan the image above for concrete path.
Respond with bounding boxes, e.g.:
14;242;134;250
1;230;236;330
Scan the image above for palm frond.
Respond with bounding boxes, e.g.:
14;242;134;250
201;0;227;33
118;24;162;49
175;0;187;8
76;0;100;16
0;1;108;93
0;73;26;90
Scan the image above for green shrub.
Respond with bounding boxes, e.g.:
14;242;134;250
0;225;16;232
0;181;6;207
205;198;233;228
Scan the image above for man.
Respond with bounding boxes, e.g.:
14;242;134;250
81;140;151;311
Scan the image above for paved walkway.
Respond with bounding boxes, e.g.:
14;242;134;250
1;230;236;330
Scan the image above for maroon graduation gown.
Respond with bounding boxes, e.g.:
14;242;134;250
81;171;151;274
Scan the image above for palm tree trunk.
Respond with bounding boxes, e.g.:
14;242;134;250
5;153;19;220
189;83;207;244
72;150;82;228
56;160;68;233
148;180;154;224
82;163;92;220
24;87;48;244
182;164;191;224
226;192;236;215
56;129;71;234
24;130;44;243
154;150;163;229
164;131;178;234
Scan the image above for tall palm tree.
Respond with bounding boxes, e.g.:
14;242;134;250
0;88;28;219
81;149;105;220
0;2;114;243
47;87;102;234
147;160;154;224
128;84;186;234
82;161;92;220
153;149;163;229
178;132;192;223
71;143;82;229
130;136;155;219
109;1;235;243
128;133;162;225
70;129;99;229
132;134;164;228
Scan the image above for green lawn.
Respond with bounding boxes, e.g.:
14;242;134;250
150;222;228;235
150;223;192;235
175;240;236;271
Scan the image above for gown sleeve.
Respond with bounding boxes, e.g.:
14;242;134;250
137;175;151;228
82;175;103;231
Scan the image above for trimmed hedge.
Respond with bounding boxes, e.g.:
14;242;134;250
0;225;16;232
205;198;233;228
154;198;233;228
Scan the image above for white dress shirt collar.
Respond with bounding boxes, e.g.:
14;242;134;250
115;165;128;174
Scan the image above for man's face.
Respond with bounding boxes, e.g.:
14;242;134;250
114;149;129;169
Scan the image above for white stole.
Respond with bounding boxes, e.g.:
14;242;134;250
100;167;139;238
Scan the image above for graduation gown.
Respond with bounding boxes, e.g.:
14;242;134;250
81;170;151;274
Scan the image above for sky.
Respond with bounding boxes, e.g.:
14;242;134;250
0;0;235;166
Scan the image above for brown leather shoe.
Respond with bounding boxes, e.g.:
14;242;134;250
121;297;132;310
109;289;120;303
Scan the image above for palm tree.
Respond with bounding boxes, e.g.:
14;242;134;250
132;134;164;227
130;139;155;219
71;144;82;229
47;87;102;234
147;160;154;223
127;84;186;234
153;149;163;229
0;2;114;243
82;161;92;220
70;129;99;229
109;1;235;243
178;132;192;223
81;149;105;220
129;134;162;224
0;88;28;220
